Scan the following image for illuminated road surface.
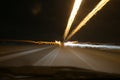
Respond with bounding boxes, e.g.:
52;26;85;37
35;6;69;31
0;45;120;74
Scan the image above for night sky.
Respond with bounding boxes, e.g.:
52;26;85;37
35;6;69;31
0;0;120;43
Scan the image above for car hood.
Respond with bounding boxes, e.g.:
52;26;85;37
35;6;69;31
0;66;120;79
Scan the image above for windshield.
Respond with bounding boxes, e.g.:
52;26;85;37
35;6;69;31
0;0;120;78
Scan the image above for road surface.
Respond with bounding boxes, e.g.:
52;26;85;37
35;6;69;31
0;44;120;74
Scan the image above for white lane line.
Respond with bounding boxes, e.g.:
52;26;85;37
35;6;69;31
0;46;52;62
48;48;60;65
68;48;95;70
33;47;59;66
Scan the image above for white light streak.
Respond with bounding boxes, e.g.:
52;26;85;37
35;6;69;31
64;0;83;40
64;43;120;50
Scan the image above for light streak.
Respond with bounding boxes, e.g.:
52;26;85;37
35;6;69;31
64;0;83;40
55;40;62;46
64;43;120;50
66;0;110;40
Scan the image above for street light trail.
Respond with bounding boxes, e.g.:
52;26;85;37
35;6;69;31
66;0;110;40
64;0;83;40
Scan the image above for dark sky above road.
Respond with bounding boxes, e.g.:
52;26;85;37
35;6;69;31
0;0;120;43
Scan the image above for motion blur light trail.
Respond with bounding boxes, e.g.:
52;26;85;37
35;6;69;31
64;0;83;40
66;0;110;40
64;42;120;50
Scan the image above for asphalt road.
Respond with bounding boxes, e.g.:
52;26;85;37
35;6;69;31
0;45;120;74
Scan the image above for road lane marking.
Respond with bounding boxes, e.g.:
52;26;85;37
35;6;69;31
68;48;95;70
33;47;59;66
0;46;53;62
